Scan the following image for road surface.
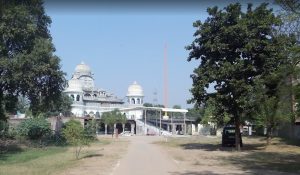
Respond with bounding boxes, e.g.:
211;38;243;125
112;136;181;175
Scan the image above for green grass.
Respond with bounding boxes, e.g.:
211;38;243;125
0;146;67;165
0;139;112;175
0;145;76;175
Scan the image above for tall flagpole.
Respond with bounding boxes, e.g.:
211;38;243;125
163;43;168;116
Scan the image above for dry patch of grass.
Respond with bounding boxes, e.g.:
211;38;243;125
58;136;129;175
156;136;300;175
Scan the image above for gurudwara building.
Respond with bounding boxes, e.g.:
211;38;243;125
64;62;144;120
64;62;191;135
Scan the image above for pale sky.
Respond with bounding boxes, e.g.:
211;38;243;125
45;0;274;109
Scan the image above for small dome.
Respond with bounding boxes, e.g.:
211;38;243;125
65;78;83;92
127;81;144;96
74;61;91;76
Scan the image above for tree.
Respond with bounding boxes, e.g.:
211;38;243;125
102;110;117;136
186;3;286;150
275;0;300;139
45;93;73;117
116;112;127;133
276;0;300;15
0;0;66;119
172;105;182;118
62;119;91;159
201;98;231;127
16;118;51;144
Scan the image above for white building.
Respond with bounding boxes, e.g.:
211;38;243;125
64;62;144;119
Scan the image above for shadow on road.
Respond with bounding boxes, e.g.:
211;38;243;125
80;153;103;159
170;171;241;175
224;151;300;173
179;143;265;152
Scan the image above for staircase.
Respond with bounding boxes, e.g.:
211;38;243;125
135;119;171;135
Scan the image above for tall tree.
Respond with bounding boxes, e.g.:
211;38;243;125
0;0;66;118
187;3;286;150
276;0;300;15
276;0;300;128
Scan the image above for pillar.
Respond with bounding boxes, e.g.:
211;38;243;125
172;124;176;134
122;123;125;133
105;124;108;135
131;123;135;134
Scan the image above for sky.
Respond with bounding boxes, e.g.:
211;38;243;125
45;0;275;109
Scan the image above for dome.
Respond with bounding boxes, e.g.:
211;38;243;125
65;78;83;92
74;61;91;76
127;81;144;96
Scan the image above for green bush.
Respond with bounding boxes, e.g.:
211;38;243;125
17;118;51;140
62;119;92;159
0;120;9;138
84;119;97;140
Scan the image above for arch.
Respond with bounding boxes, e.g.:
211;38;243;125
131;98;135;104
70;94;75;101
95;112;100;118
76;95;80;101
137;98;140;104
93;94;97;97
84;93;91;97
89;111;95;117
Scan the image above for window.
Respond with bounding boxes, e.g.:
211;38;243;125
137;98;140;104
71;94;75;101
76;95;80;101
131;98;135;104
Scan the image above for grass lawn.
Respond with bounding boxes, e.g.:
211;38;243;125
156;136;300;174
0;138;112;175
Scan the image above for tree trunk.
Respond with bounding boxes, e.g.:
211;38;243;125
290;74;296;138
266;125;273;145
235;115;241;151
0;91;6;121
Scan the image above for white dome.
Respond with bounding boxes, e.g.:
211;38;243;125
65;78;83;92
74;62;91;76
127;81;144;96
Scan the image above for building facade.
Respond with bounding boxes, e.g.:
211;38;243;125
64;62;144;120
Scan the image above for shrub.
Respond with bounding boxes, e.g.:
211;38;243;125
0;120;9;138
17;118;51;140
84;119;97;140
62;119;92;159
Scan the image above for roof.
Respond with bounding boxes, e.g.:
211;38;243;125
119;106;188;113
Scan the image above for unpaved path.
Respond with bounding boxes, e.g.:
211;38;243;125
112;136;181;175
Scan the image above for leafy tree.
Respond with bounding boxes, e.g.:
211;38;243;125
102;110;117;135
84;119;98;140
186;3;286;150
16;118;51;142
116;112;127;133
186;107;204;123
276;0;300;15
0;0;66;119
172;105;182;118
276;0;300;127
45;93;73;117
102;109;127;135
62;119;91;159
201;98;231;127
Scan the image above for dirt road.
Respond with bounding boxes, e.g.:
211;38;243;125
112;136;181;175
